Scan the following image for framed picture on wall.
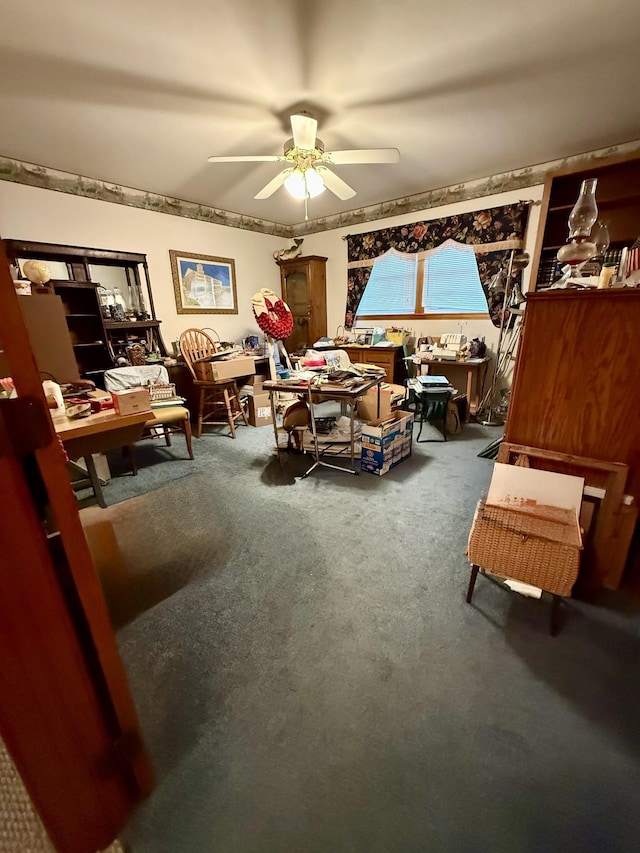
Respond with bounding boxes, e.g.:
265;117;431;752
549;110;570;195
170;250;238;314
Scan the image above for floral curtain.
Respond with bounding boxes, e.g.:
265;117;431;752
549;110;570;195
345;202;530;327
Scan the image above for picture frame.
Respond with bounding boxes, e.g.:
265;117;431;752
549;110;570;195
170;250;238;314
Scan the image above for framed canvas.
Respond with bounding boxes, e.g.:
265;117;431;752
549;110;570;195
170;250;238;314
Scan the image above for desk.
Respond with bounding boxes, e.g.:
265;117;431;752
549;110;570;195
55;404;148;506
415;357;490;417
263;374;383;478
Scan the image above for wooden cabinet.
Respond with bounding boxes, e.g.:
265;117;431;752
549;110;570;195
341;345;406;384
277;255;327;352
505;290;640;491
532;151;640;289
503;289;640;586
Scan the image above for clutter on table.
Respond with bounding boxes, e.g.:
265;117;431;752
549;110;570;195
410;334;488;366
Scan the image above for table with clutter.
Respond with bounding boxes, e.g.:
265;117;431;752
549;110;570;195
263;352;386;478
408;335;491;419
53;389;150;506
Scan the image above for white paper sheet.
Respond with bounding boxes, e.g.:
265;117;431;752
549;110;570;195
487;463;584;513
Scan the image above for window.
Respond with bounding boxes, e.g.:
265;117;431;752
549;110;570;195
421;243;487;313
356;242;489;320
356;251;416;316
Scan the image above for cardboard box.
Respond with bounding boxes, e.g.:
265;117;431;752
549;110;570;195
357;383;405;423
197;355;256;382
110;387;152;416
248;392;272;427
248;374;265;392
360;411;413;475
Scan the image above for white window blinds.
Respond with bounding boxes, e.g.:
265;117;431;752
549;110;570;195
422;243;488;313
355;242;488;317
356;251;417;315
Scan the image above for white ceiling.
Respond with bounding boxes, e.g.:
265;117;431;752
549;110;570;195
1;0;640;228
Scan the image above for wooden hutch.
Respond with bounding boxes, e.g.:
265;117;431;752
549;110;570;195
503;150;640;589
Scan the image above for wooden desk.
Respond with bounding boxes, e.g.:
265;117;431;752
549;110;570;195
322;345;406;384
55;405;148;506
263;374;383;478
416;357;490;416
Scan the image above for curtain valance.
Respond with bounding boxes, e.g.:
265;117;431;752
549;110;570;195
345;202;530;327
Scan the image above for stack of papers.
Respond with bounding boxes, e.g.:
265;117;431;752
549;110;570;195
150;397;186;408
417;375;451;387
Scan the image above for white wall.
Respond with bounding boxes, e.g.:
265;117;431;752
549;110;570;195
0;180;546;366
0;182;284;348
302;186;545;354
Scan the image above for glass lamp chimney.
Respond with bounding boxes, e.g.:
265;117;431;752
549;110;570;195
568;178;598;239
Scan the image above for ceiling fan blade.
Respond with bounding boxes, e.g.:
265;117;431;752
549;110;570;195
316;166;356;200
208;154;285;163
254;169;291;199
322;148;400;165
290;114;318;150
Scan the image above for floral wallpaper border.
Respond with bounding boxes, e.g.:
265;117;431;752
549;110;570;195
1;141;638;238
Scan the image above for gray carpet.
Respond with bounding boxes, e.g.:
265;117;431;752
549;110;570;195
90;420;640;853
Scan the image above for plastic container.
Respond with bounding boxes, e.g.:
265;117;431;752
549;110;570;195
42;380;65;417
597;263;616;289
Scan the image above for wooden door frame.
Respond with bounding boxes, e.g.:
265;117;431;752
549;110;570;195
0;240;153;851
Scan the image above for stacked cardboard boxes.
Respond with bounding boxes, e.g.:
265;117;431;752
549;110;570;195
244;376;272;427
360;411;413;476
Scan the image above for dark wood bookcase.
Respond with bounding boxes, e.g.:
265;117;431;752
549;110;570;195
532;151;640;289
3;239;166;382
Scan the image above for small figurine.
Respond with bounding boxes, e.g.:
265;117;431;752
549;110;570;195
273;237;303;261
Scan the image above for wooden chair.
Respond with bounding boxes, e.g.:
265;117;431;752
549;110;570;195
103;366;194;467
178;328;248;438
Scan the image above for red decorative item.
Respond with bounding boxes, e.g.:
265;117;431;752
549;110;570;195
252;288;293;341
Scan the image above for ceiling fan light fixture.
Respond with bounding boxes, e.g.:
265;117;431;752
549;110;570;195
284;167;325;200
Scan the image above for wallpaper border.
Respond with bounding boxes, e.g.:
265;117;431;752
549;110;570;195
1;141;638;238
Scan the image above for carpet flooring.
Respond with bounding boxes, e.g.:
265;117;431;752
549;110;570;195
0;737;125;853
86;419;640;853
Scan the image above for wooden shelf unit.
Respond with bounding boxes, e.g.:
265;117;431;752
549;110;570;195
3;239;167;381
49;280;112;377
532;151;640;290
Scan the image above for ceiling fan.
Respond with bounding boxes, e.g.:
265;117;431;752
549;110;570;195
207;112;399;213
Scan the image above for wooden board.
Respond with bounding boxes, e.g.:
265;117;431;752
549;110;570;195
18;294;80;383
488;462;584;513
